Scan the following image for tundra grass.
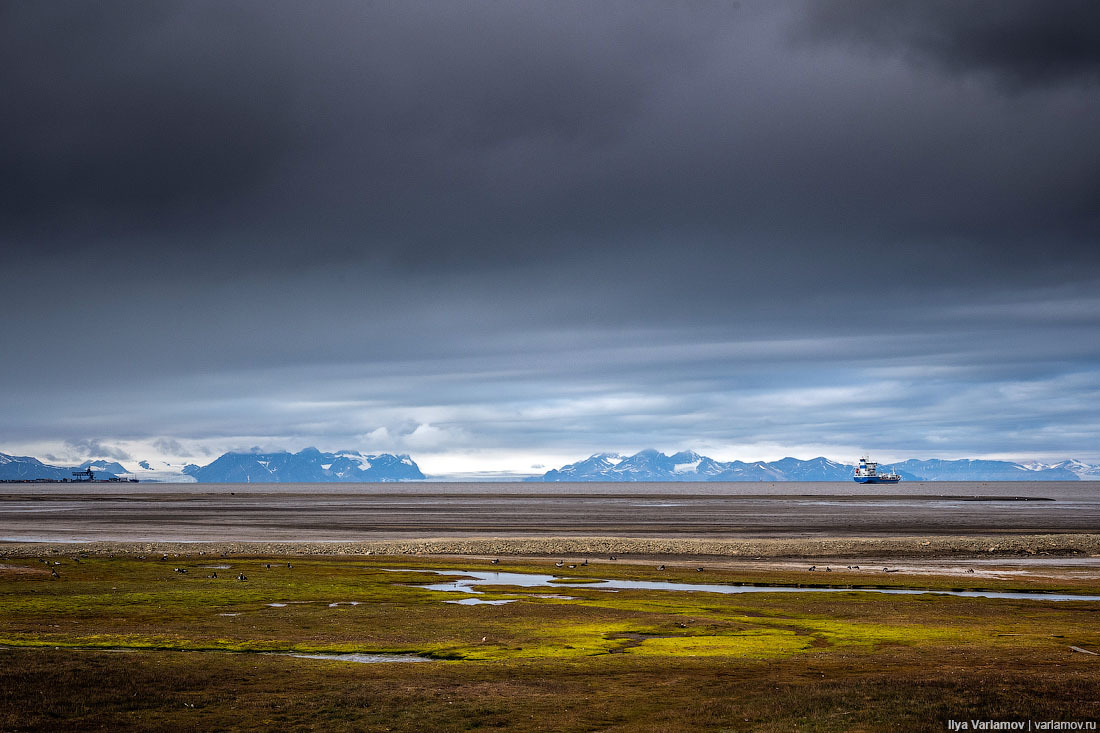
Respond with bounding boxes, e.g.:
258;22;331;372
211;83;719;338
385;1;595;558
1;555;1098;730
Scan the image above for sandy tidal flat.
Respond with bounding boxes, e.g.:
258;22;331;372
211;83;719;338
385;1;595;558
1;481;1098;544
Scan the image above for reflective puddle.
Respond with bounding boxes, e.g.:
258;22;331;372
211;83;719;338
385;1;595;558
401;569;1100;602
279;652;430;664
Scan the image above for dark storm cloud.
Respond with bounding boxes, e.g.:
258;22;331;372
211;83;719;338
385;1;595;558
2;1;705;250
799;0;1100;90
2;1;1099;465
3;1;1093;271
0;4;300;237
2;0;1096;288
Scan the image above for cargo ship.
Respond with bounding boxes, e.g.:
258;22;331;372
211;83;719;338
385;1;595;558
853;456;901;484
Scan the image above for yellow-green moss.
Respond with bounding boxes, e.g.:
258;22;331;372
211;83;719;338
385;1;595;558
4;555;1098;666
625;629;811;658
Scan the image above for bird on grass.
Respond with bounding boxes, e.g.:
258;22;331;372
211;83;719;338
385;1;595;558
658;565;665;571
237;573;248;581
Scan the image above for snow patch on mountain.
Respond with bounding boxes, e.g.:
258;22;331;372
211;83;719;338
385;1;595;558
129;459;198;482
1024;459;1100;480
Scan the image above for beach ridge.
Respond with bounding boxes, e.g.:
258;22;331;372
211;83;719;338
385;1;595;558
3;532;1099;559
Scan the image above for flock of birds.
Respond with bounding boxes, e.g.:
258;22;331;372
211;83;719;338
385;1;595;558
37;554;981;579
483;557;708;572
482;556;980;575
40;554;294;582
482;557;982;575
807;564;975;574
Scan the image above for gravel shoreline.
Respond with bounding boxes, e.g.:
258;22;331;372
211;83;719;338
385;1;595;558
3;533;1099;559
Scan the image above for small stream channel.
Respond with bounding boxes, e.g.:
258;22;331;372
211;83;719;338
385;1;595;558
402;569;1100;602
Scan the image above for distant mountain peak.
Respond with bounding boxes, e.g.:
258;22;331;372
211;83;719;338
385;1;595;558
183;447;424;483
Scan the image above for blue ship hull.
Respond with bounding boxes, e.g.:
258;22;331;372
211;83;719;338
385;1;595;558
853;476;901;484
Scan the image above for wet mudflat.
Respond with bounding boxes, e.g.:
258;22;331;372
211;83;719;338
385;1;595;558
1;481;1098;542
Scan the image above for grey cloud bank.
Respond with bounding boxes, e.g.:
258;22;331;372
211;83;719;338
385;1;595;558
2;2;1098;470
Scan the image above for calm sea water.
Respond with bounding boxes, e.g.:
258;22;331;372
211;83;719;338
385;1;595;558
4;480;1098;499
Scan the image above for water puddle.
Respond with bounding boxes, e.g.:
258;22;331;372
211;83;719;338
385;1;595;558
279;652;430;664
398;569;1100;602
328;601;360;607
200;565;232;569
445;598;516;605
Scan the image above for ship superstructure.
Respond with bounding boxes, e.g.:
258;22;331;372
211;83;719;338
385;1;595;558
853;456;901;484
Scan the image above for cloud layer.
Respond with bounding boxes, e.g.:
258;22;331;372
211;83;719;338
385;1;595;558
2;2;1098;471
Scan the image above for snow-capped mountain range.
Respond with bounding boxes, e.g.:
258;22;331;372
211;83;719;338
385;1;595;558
528;450;1100;482
3;448;1100;483
182;448;424;483
1022;459;1100;480
0;449;424;483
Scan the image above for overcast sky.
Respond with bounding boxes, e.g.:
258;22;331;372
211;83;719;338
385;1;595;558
3;1;1099;475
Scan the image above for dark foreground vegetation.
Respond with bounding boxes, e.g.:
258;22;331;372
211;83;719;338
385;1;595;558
1;555;1098;731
